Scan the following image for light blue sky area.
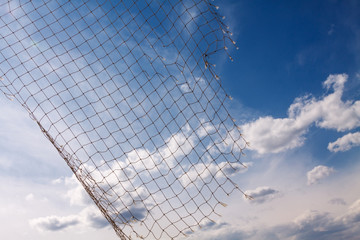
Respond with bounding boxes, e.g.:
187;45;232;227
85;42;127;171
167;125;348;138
1;0;360;240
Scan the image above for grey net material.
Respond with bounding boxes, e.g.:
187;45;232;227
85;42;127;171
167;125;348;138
0;0;248;239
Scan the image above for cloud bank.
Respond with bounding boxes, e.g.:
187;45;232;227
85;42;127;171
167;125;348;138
186;198;360;240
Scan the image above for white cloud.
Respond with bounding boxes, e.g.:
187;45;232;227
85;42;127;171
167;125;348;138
307;165;335;185
328;132;360;152
244;186;279;204
241;117;306;154
316;75;360;131
241;74;360;154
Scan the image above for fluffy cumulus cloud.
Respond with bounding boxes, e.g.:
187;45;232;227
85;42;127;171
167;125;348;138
241;117;306;154
241;74;360;154
307;165;335;185
244;186;279;204
328;132;360;152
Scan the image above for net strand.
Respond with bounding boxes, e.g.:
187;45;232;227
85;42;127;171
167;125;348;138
0;0;248;239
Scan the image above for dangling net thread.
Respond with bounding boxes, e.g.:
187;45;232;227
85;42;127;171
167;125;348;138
0;0;248;239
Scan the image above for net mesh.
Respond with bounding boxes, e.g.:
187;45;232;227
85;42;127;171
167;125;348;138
0;0;248;239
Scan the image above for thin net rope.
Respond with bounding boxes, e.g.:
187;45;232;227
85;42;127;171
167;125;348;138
0;0;249;239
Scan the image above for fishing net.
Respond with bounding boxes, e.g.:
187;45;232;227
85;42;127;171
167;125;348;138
0;0;248;239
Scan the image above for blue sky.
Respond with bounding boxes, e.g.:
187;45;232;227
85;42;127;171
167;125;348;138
0;0;360;240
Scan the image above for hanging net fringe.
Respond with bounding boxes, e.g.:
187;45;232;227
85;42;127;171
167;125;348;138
0;0;248;239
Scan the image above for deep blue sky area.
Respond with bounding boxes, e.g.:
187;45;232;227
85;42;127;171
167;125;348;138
219;0;360;116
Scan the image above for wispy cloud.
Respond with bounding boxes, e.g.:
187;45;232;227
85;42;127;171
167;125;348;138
244;186;279;204
343;199;360;224
307;165;335;185
329;198;347;206
29;215;80;232
241;74;360;154
328;24;335;36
